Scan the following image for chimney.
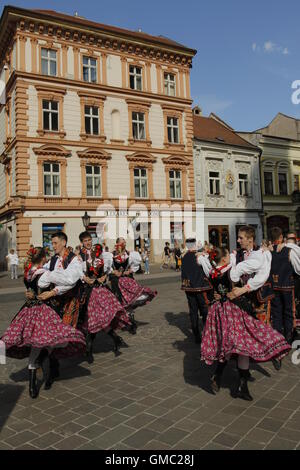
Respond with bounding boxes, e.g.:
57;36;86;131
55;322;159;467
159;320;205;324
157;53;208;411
193;106;202;116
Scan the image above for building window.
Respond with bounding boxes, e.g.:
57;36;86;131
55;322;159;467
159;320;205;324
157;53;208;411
294;174;300;191
167;117;179;143
43;162;60;196
278;172;288;195
169;170;182;199
129;65;142;91
83;56;97;83
84;106;99;135
239;174;249;196
43;100;58;131
86;165;101;197
264;171;274;195
164;73;176;96
41;48;57;76
132;112;145;140
209;171;220;195
134;168;148;198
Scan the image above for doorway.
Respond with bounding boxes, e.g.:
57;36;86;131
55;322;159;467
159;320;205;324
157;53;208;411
208;225;229;248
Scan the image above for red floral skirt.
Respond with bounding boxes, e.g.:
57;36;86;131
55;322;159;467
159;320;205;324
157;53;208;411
201;300;291;365
83;286;131;334
118;277;157;310
1;303;86;359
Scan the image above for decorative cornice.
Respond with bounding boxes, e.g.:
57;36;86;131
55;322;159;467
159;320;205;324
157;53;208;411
162;155;190;166
77;148;112;160
33;144;71;157
0;8;195;70
35;84;67;95
77;91;107;101
125;152;157;164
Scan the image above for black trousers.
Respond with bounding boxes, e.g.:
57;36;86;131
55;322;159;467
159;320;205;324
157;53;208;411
185;292;208;334
271;289;294;341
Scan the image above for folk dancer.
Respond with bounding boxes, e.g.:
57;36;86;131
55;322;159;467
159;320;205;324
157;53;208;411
200;243;290;402
78;232;131;363
0;246;85;399
181;238;213;344
269;227;300;349
110;238;157;332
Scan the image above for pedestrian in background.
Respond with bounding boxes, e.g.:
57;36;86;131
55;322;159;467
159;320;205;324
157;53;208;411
6;249;19;280
143;249;150;274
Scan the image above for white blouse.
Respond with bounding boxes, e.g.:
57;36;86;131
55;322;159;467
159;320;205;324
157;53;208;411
286;243;300;275
196;253;212;278
128;251;142;273
38;256;84;295
230;249;272;291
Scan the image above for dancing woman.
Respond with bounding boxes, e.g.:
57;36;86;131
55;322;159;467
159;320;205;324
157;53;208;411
0;247;86;399
78;233;132;362
200;245;291;401
110;238;157;331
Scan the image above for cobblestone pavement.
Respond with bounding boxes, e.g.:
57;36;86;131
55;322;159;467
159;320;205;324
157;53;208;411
0;277;300;450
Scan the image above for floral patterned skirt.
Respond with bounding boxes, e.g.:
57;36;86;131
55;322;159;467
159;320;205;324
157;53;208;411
118;277;157;310
201;300;291;365
1;303;86;360
82;286;131;334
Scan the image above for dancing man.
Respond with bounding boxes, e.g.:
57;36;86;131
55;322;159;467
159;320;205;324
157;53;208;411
269;227;300;347
181;238;213;343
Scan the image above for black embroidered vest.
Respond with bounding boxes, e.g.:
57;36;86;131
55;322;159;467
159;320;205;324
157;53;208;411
181;251;212;292
271;246;294;290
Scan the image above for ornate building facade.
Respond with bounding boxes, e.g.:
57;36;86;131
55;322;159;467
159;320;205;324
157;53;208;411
193;109;263;250
239;113;300;238
0;6;197;267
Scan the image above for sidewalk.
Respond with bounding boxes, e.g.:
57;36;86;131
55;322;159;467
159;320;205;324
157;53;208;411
0;265;180;296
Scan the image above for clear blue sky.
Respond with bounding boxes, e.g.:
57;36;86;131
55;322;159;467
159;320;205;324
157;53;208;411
1;0;300;130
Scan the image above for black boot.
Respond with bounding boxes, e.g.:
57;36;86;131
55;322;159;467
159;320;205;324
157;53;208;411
50;355;60;379
28;369;38;399
232;368;253;401
211;361;227;394
108;330;128;356
86;333;96;364
128;312;137;334
245;369;255;382
272;358;282;371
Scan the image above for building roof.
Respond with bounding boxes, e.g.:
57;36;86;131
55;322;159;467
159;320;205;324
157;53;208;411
251;112;300;141
0;6;196;55
193;114;258;150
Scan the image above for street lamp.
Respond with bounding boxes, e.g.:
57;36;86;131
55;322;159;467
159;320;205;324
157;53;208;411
82;211;90;230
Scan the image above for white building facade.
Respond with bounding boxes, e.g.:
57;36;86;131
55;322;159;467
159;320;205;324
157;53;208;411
193;111;263;250
0;6;197;267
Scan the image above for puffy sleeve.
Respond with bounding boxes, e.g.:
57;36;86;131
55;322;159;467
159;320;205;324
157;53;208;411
38;257;84;295
287;243;300;275
128;251;142;273
196;254;212;277
230;250;271;291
